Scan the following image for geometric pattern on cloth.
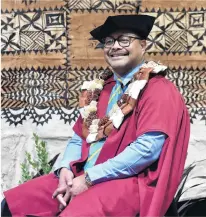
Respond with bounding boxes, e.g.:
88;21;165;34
1;67;104;126
1;67;68;108
137;10;206;54
187;30;206;52
1;10;67;54
67;0;140;10
1;66;206;126
166;67;206;124
44;30;66;50
1;0;206;125
1;107;80;126
20;31;45;50
165;31;188;52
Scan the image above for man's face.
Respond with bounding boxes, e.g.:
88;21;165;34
103;30;146;76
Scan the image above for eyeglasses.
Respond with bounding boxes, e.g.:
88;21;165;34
103;35;141;48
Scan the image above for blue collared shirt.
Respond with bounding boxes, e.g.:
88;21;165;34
57;64;166;183
113;63;143;86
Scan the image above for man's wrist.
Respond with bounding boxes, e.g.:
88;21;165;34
85;172;93;187
85;164;106;185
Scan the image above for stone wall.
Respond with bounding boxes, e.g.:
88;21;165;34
1;115;75;192
2;114;206;202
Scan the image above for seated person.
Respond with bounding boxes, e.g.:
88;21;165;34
2;14;190;217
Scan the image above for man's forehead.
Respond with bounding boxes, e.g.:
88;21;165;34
107;30;137;38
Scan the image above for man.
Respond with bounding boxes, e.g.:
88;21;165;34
3;15;190;217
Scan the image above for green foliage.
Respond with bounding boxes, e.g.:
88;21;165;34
19;133;52;184
20;159;33;183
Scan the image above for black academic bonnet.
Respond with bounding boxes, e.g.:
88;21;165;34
90;15;155;43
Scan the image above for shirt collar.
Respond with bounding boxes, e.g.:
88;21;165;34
113;62;144;86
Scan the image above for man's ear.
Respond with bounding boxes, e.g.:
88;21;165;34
140;40;146;51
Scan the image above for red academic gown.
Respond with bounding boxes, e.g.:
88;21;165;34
4;75;190;217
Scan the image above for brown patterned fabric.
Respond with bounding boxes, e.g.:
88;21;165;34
1;0;206;125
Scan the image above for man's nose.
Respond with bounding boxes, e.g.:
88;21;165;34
112;40;122;49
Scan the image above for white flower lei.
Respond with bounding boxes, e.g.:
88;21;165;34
80;61;167;143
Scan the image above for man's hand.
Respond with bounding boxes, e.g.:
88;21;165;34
69;174;89;201
52;168;74;211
